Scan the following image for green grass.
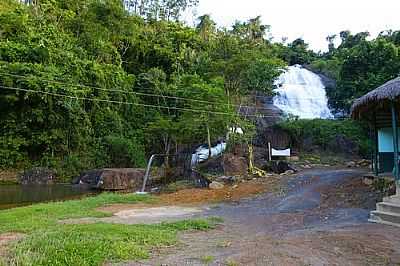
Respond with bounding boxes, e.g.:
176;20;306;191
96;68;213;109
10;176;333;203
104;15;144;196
7;220;215;266
0;193;154;233
201;255;215;264
0;193;218;265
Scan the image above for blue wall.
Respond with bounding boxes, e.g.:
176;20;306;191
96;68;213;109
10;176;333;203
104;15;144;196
378;128;400;152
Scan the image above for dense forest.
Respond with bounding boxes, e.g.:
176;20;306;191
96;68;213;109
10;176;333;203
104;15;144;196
1;0;400;178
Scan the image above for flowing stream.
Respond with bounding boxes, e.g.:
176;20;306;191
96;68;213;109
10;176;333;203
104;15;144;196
273;65;332;119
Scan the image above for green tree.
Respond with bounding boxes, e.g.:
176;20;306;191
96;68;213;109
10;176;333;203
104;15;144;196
196;14;216;41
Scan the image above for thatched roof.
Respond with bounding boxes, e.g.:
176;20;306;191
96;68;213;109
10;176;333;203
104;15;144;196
351;77;400;119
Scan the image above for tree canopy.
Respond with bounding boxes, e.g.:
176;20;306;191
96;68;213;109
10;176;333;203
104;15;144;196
0;0;286;177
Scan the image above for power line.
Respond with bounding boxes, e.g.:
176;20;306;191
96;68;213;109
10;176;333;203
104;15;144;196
0;72;346;109
0;72;271;110
0;85;280;118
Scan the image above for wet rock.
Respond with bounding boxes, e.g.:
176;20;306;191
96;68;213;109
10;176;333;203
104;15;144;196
19;168;56;185
280;170;295;176
222;154;248;176
346;161;357;168
209;181;224;190
75;168;145;190
197;156;224;175
266;161;297;174
216;176;240;184
357;159;371;167
327;135;359;155
362;175;375;186
191;170;211;188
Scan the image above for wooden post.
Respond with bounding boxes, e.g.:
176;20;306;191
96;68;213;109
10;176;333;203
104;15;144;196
268;142;272;161
374;113;379;176
391;102;400;194
207;124;212;158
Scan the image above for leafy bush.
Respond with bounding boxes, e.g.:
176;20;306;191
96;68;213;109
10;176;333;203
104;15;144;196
278;119;370;156
103;135;146;168
0;136;27;168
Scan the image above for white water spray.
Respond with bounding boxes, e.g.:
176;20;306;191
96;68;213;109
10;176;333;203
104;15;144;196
191;142;227;167
273;65;332;119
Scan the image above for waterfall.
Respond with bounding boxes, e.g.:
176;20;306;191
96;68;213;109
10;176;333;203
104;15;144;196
191;142;227;167
273;65;333;119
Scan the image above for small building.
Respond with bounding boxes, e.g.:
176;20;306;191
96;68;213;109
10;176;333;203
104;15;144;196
351;77;400;227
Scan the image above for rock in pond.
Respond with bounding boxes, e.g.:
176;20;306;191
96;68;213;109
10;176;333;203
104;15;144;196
74;168;145;191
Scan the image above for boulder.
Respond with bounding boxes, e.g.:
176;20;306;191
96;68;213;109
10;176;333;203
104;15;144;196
197;156;224;175
19;168;56;185
191;170;211;188
222;154;248;176
265;161;297;174
345;161;357;168
75;168;145;191
285;170;295;175
327;135;359;155
216;175;241;184
363;175;375;186
357;159;371;167
209;181;224;190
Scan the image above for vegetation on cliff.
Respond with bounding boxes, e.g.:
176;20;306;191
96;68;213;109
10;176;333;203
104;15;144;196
2;0;399;177
0;0;285;178
310;31;400;113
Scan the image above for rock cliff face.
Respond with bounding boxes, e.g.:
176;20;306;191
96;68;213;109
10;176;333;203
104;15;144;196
75;168;145;191
303;64;336;90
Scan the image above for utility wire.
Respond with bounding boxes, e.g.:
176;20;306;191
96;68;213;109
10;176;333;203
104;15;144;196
0;72;274;110
0;72;343;108
0;85;281;118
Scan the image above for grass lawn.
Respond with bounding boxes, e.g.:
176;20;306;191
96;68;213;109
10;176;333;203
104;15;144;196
0;193;217;265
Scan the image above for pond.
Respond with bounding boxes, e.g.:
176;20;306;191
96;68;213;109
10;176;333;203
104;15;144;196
0;184;96;210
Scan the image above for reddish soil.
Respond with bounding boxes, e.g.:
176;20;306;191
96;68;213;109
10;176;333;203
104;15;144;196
122;169;400;266
98;178;279;213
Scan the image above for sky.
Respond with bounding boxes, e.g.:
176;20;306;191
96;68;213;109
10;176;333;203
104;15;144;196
184;0;400;51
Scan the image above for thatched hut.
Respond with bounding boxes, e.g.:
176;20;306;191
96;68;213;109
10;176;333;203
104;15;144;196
351;77;400;192
352;77;400;227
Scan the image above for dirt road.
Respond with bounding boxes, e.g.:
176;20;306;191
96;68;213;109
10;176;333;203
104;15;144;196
127;169;400;266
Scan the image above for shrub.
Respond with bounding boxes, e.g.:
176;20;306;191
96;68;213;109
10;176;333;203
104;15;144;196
278;119;370;156
103;135;146;168
0;136;27;168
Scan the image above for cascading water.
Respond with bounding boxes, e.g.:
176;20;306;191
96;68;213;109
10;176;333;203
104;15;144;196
190;128;243;168
191;142;227;167
273;65;333;119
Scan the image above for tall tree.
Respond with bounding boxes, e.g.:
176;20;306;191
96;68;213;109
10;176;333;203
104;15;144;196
196;14;216;41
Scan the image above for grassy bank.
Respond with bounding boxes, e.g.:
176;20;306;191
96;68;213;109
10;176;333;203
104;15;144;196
0;193;217;265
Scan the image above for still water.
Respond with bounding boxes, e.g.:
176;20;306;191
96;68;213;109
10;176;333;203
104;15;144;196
0;184;95;210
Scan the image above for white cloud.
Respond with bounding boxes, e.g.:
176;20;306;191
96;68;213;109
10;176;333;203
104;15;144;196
186;0;400;51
